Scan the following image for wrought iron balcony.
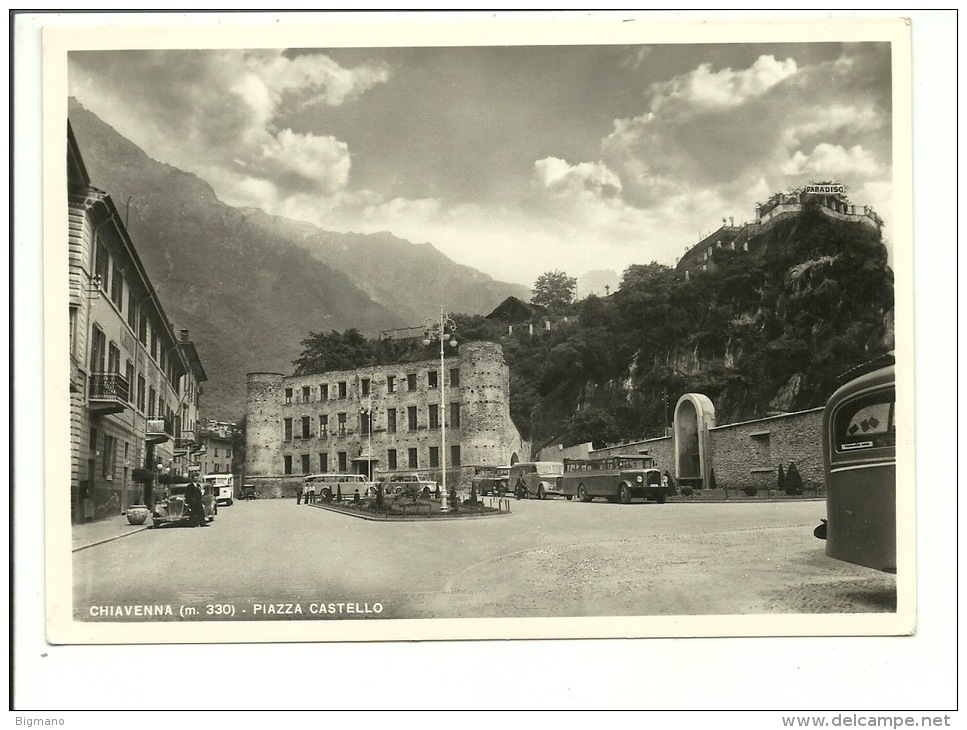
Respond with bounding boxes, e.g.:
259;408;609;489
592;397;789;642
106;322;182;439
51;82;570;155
88;372;130;414
146;416;174;443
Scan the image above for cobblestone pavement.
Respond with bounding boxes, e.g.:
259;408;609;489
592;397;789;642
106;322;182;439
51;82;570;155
72;496;896;621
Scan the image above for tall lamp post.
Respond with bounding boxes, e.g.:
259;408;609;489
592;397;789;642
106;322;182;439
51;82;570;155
423;310;457;511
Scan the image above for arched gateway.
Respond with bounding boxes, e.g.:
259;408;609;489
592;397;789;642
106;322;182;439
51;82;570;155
674;394;715;489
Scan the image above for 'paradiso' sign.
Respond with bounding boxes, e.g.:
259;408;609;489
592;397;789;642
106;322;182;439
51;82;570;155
804;183;846;195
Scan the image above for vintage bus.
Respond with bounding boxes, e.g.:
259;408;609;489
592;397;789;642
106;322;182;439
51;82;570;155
561;455;668;504
203;473;235;507
818;352;896;573
509;461;565;499
303;473;377;501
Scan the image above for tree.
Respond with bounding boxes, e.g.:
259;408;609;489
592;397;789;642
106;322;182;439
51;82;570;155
531;270;577;313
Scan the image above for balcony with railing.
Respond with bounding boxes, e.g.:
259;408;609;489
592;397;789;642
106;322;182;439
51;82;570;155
146;416;174;443
88;372;130;415
173;431;196;455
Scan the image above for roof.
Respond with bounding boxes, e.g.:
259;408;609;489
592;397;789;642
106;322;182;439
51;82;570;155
485;296;547;323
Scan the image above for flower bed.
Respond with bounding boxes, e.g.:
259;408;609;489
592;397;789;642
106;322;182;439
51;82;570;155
311;494;511;521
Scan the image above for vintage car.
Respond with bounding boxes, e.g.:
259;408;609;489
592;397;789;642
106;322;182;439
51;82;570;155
562;456;670;504
241;483;258;500
473;465;511;496
152;482;216;527
509;461;566;500
380;473;438;497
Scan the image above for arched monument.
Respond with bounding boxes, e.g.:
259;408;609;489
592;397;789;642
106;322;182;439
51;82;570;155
674;393;716;489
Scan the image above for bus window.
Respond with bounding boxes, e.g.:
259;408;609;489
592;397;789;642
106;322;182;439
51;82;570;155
834;390;895;452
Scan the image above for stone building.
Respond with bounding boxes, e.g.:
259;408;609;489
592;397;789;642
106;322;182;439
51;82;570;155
68;121;207;522
244;341;527;498
195;419;239;477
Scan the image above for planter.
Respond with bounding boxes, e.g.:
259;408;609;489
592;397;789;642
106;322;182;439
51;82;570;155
126;505;150;525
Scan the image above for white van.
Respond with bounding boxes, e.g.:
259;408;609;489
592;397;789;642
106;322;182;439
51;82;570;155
203;473;235;506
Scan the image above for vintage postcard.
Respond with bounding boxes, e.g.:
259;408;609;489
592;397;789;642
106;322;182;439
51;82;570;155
39;12;916;648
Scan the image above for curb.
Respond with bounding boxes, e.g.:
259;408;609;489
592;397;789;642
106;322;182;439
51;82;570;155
72;524;153;553
308;502;513;522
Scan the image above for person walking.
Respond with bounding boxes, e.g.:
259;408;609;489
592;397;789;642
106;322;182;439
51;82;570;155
308;483;315;505
185;479;207;527
296;481;303;505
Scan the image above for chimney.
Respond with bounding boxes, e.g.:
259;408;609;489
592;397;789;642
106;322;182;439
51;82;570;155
180;328;189;341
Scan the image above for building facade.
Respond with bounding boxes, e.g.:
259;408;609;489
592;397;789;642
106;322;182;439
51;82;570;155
195;419;239;477
244;341;527;497
68;122;207;522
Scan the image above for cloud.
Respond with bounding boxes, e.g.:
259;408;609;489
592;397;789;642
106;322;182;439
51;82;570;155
533;157;622;199
781;143;882;178
69;49;389;205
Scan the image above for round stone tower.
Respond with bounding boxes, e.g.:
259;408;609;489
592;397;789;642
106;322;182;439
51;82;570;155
458;341;513;467
245;372;285;478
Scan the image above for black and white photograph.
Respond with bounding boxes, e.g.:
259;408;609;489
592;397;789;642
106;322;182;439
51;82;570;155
12;9;957;713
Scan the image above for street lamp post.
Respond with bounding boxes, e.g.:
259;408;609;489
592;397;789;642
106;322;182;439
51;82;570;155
423;310;457;511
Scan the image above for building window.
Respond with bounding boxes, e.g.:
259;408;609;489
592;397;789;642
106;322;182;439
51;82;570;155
408;448;418;469
338;381;347;399
319;414;329;437
450;445;461;467
386;408;397;434
360;412;371;436
69;306;78;358
159;345;167;374
147;386;156;418
137;375;146;412
301;454;310;474
450;402;461;428
302;386;310;402
108;341;120;374
284;418;292;441
338;452;347;472
284;455;292;475
150;330;158;361
138;313;148;345
386;375;396;394
94;239;109;291
90;325;106;373
338;413;347;437
285;387;293;404
320;384;329;400
214;448;220;458
407;373;417;391
361;378;370;396
387;449;397;471
429;446;439;468
427;370;438;389
449;368;460;387
127;289;138;330
407;406;418;431
428;404;440;430
110;263;124;309
102;435;116;479
301;416;311;439
125;361;135;402
319;453;329;472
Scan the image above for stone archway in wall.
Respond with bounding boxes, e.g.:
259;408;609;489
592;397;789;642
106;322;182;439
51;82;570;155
674;394;716;488
509;452;519;466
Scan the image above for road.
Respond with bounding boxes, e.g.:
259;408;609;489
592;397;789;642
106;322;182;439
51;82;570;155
73;496;896;621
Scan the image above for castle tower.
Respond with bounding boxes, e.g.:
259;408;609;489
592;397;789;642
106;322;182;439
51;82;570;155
459;341;516;466
245;372;285;478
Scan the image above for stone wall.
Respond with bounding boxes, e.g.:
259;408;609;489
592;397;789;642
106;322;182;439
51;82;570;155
707;408;824;492
590;436;675;472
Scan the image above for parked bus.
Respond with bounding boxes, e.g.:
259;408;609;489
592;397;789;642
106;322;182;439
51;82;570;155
509;461;565;500
817;353;896;573
203;473;234;507
303;473;376;501
562;455;669;504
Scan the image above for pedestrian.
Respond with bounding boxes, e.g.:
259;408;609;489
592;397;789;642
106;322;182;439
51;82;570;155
308;483;316;505
296;481;303;505
185;479;207;527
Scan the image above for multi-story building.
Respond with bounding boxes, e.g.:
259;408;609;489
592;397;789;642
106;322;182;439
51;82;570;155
68;122;207;522
244;341;527;498
195;419;239;476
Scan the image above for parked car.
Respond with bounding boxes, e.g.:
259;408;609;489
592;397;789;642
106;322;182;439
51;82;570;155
380;473;438;497
241;483;258;500
509;461;565;500
152;482;216;527
473;465;511;496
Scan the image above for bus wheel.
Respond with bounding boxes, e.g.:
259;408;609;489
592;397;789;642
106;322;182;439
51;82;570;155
537;486;545;500
619;484;631;504
578;484;591;503
565;494;573;501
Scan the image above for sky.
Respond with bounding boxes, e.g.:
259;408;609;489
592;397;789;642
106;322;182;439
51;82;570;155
68;40;894;287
